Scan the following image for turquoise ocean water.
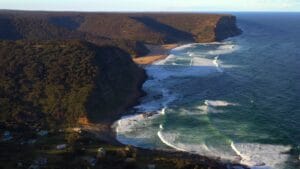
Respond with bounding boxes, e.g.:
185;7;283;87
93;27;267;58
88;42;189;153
115;13;300;169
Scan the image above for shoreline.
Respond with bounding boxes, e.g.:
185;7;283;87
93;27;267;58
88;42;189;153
81;43;180;145
133;44;179;65
82;43;248;169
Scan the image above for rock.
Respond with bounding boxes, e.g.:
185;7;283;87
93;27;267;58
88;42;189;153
37;130;48;136
56;144;67;150
73;127;82;133
254;162;266;166
124;145;137;157
96;147;106;159
148;164;155;169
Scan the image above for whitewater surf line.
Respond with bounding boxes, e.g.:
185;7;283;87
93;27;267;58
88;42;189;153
114;41;261;167
213;56;224;73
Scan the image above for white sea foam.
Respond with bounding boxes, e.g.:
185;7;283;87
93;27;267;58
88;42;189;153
157;131;187;152
213;56;224;73
207;44;237;56
157;131;238;161
204;100;238;107
192;100;238;115
157;131;214;154
172;41;233;53
114;111;163;148
115;41;248;166
160;107;166;115
172;43;197;51
146;57;218;81
116;41;239;143
231;142;292;169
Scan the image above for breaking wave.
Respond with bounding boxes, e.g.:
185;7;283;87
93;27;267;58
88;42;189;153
230;142;292;169
114;40;296;169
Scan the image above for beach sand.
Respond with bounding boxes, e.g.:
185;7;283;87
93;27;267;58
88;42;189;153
133;44;179;65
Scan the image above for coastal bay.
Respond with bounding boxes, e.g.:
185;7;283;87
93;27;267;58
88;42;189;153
0;11;243;169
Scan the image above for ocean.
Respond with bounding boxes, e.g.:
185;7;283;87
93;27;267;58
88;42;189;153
114;13;300;169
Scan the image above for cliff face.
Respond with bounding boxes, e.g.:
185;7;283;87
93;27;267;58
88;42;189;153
215;16;242;41
0;11;241;56
0;40;144;126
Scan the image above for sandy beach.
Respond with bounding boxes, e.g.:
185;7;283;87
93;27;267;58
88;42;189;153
133;44;179;65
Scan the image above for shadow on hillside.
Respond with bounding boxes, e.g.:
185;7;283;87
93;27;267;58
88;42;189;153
49;16;84;30
130;16;194;43
0;16;22;40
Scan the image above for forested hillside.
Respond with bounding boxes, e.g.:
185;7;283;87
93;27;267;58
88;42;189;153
0;11;241;57
0;11;241;127
0;40;144;127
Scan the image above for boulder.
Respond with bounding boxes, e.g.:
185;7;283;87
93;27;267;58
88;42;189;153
73;127;82;133
96;147;106;159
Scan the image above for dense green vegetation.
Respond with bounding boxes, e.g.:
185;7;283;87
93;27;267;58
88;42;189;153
0;11;241;57
0;126;227;169
0;11;241;127
0;40;144;127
